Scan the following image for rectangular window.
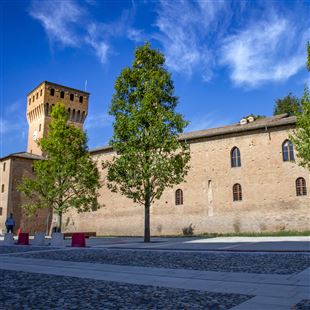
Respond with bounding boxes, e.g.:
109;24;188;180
3;162;5;171
79;96;83;103
0;207;2;216
1;184;4;193
40;89;42;96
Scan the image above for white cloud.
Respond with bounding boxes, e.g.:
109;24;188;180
0;117;26;135
29;0;138;65
220;15;308;87
154;0;226;80
30;0;83;47
186;113;230;132
85;112;113;130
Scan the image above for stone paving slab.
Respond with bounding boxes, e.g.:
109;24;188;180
0;269;253;310
0;256;309;298
13;248;310;274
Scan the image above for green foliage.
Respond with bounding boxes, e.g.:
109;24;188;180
273;93;302;116
18;103;100;231
291;87;310;170
242;114;266;120
103;43;190;242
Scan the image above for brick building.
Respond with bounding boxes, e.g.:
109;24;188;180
1;82;309;235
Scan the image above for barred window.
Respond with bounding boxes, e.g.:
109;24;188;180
296;177;307;196
231;147;241;167
282;140;294;161
233;183;242;201
175;189;183;205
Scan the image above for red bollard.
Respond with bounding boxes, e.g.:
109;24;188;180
17;228;22;236
17;233;29;245
71;233;86;247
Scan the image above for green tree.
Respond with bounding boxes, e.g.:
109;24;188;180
103;43;190;242
18;103;100;232
273;93;302;116
291;43;310;170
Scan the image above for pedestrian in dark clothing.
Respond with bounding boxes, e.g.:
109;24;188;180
5;213;15;233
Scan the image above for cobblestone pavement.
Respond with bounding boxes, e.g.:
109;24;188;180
16;248;310;274
0;245;53;254
0;269;253;310
291;299;310;310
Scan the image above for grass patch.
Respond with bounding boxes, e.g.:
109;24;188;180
95;230;310;238
198;231;310;238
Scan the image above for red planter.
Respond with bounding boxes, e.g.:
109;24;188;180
17;233;29;245
71;233;86;247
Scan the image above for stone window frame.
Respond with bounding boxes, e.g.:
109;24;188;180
296;177;307;196
233;183;242;201
282;140;294;162
231;147;241;167
175;189;183;205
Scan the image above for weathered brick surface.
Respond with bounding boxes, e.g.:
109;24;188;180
64;126;309;236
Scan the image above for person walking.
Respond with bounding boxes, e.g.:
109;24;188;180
5;213;15;233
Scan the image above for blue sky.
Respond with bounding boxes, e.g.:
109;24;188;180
1;0;309;157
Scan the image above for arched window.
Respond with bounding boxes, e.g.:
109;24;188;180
282;140;294;161
72;109;76;121
70;94;74;101
79;96;83;103
296;177;307;196
233;183;242;201
175;189;183;205
60;91;65;99
231;147;241;167
50;88;55;96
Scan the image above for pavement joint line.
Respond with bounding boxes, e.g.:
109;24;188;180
0;260;308;299
1;256;309;288
87;246;310;254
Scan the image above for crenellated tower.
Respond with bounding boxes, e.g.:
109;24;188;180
26;81;89;155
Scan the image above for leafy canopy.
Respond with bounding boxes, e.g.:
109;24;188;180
104;42;190;207
18;103;100;225
290;42;310;170
273;93;302;116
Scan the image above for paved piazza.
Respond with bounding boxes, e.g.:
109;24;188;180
0;237;309;309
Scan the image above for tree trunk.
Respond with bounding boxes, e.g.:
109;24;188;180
59;212;63;233
144;199;151;243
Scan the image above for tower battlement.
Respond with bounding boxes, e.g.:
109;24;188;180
26;81;90;155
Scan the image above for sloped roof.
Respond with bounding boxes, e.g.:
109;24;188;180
90;114;296;155
0;152;44;161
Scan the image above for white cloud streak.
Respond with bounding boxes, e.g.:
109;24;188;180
85;112;113;130
154;0;226;80
30;1;83;47
220;15;308;87
29;0;138;65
